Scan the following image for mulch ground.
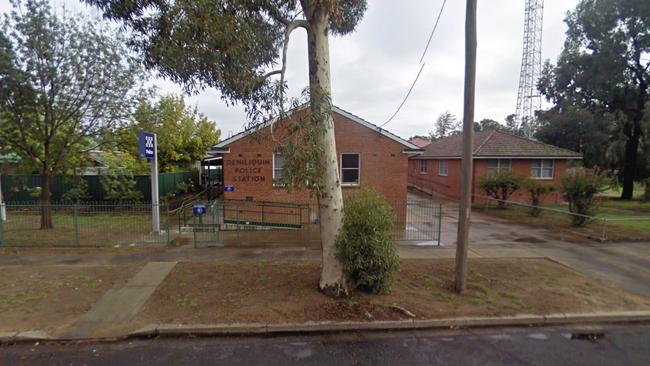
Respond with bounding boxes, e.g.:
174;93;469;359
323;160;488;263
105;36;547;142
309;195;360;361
136;258;650;325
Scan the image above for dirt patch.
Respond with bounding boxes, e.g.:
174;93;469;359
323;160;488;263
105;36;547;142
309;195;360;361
135;259;650;325
0;264;141;335
513;236;547;244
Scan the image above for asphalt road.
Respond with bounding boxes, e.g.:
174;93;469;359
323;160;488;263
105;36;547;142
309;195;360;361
3;324;650;365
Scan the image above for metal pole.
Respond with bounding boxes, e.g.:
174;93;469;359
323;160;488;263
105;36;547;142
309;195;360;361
151;134;160;233
0;172;6;221
455;0;477;294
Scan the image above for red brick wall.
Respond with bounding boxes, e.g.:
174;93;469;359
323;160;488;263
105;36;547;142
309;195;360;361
408;158;462;199
409;157;571;203
221;110;409;206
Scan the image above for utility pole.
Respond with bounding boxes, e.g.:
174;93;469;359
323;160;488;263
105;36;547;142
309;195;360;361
455;0;477;293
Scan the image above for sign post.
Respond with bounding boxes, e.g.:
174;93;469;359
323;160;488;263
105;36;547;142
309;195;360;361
139;131;160;233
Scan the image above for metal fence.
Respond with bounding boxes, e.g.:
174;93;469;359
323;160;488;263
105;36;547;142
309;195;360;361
476;195;650;242
187;199;442;247
0;202;170;247
1;171;199;202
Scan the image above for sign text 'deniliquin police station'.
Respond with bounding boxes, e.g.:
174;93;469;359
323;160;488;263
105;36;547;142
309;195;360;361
138;131;156;158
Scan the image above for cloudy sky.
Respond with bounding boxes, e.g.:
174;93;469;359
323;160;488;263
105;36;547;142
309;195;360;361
1;0;580;141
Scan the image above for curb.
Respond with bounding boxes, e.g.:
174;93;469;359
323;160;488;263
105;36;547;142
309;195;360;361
131;311;650;338
3;311;650;343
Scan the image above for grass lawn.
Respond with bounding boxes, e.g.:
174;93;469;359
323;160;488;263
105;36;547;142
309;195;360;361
134;259;650;325
476;198;650;242
1;210;169;247
0;264;141;335
599;183;645;199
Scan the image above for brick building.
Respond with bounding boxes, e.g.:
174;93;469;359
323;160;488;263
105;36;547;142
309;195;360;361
408;130;582;202
209;106;423;205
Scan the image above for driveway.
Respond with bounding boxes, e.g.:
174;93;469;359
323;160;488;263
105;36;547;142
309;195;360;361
409;192;650;297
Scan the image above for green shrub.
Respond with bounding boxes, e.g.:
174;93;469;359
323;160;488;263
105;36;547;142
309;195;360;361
523;179;556;217
644;178;650;202
336;189;399;294
62;176;91;202
560;168;609;226
100;172;143;203
477;171;521;208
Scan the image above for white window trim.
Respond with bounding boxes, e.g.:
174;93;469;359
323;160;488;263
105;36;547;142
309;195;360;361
272;153;285;187
419;159;427;174
487;159;512;174
531;159;554;180
340;153;361;186
438;160;448;177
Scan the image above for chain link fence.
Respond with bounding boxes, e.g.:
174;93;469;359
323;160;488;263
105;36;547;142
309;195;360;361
0;202;170;247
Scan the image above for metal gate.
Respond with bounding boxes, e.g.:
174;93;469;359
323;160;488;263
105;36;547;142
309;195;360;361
188;199;441;247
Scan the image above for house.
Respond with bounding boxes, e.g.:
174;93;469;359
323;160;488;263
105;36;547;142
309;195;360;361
408;136;432;148
408;130;582;202
209;106;423;206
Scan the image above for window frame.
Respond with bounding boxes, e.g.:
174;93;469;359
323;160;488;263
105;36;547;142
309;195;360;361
531;159;554;180
272;153;285;187
486;159;512;175
438;159;448;177
340;153;361;186
419;159;427;174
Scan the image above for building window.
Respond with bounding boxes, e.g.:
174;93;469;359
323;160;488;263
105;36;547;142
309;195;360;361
419;160;427;174
438;160;448;176
531;159;554;179
341;153;360;185
273;153;285;186
486;159;512;174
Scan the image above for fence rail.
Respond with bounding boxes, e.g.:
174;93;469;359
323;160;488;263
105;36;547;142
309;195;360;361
188;199;442;247
0;202;170;247
475;194;650;242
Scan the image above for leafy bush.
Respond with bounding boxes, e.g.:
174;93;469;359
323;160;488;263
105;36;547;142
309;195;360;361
336;189;399;294
100;172;143;203
560;168;609;226
477;171;521;208
523;179;556;217
644;178;650;202
62;176;91;202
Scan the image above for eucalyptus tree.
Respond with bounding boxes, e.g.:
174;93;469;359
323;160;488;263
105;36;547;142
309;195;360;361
86;0;367;296
0;0;142;228
539;0;650;199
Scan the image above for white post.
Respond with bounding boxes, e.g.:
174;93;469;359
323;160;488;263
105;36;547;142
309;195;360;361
0;172;6;221
151;134;160;233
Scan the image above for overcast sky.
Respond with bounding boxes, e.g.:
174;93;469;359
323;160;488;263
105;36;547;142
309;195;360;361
1;0;580;141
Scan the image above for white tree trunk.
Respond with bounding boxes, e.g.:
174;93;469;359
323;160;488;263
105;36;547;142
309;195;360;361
304;1;348;297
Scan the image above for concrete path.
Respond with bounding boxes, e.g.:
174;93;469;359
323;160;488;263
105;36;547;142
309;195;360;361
63;261;177;339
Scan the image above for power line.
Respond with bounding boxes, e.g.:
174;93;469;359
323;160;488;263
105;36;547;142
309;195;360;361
380;0;447;128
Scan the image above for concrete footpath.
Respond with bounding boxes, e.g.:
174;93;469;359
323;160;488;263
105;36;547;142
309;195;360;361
63;261;177;339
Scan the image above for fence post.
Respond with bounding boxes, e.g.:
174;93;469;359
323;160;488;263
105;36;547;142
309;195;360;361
601;218;608;242
437;203;442;246
166;204;171;247
236;201;240;242
73;203;80;247
193;211;197;248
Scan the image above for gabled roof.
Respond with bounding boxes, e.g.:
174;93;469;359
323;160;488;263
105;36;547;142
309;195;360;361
211;105;423;152
409;136;432;148
417;130;582;159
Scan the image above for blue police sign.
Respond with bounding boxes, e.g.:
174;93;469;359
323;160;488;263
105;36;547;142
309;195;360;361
193;204;206;216
224;185;235;192
138;131;156;158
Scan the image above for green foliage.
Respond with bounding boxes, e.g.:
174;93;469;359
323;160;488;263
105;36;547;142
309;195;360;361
523;179;556;217
336;190;399;294
538;0;650;199
100;172;143;203
644;178;650;202
560;168;609;226
118;95;221;173
477;171;521;208
61;177;91;203
535;104;611;169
